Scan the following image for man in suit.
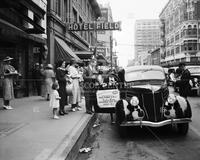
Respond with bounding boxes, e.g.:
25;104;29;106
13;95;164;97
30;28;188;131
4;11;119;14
83;59;98;114
177;62;191;98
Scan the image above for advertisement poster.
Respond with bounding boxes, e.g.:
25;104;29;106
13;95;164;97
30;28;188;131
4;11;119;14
96;89;120;108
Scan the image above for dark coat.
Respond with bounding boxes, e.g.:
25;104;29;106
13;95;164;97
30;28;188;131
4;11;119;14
178;69;191;98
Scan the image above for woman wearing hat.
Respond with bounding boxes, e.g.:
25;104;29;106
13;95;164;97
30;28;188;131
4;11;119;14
41;64;55;100
2;56;18;110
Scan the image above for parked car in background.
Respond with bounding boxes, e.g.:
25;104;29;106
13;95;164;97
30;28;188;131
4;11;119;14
187;66;200;96
114;65;192;137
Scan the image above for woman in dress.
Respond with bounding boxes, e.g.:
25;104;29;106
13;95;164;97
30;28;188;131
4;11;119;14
42;64;55;100
2;56;19;110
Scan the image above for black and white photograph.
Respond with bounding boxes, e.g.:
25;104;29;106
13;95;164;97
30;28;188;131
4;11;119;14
0;0;200;160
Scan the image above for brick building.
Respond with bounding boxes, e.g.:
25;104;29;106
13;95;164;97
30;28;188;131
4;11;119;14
160;0;200;67
47;0;101;65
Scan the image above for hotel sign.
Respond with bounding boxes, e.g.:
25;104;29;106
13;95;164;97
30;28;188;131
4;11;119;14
66;22;121;31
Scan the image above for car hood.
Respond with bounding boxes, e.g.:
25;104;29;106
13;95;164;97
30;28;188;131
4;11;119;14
130;84;162;92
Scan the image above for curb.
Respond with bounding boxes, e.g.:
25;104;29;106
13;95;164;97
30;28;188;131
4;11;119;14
47;113;97;160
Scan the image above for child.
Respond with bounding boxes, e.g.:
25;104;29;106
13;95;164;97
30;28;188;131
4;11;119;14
50;82;61;119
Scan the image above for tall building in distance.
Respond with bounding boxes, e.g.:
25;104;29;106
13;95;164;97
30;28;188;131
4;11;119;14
135;19;161;65
160;0;200;67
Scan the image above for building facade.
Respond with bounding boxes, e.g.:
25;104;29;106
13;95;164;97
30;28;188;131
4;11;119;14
0;0;47;97
96;3;113;65
134;19;161;65
47;0;101;65
160;0;200;67
150;48;161;65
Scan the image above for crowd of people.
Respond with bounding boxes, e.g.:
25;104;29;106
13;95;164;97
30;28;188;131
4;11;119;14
30;58;117;119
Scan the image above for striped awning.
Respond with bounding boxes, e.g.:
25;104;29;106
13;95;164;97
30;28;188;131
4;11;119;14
55;37;81;63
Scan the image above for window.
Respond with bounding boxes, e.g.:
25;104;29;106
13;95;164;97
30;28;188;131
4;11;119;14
72;8;77;22
175;33;179;41
175;46;180;54
55;0;61;17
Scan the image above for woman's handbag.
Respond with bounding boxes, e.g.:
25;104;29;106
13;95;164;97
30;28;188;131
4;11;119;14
66;82;73;96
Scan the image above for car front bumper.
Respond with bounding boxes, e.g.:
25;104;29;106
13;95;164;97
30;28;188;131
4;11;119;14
120;118;192;127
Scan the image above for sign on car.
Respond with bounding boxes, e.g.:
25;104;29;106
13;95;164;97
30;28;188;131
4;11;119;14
96;89;120;108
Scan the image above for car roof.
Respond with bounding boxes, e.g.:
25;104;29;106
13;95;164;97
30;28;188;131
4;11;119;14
125;65;164;73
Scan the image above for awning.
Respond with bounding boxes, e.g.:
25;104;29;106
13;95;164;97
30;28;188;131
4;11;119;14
0;18;46;44
75;51;94;62
97;54;109;65
55;37;81;63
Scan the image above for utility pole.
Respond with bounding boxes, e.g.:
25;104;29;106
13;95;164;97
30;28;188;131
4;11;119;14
110;35;113;70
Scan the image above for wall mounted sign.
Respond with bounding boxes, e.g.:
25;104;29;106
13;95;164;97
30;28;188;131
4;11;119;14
66;22;121;31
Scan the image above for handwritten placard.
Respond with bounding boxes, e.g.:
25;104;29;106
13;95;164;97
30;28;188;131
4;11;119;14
96;89;120;108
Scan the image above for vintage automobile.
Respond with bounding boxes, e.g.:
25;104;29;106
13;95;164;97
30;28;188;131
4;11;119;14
94;65;192;137
187;66;200;96
173;65;200;96
115;65;192;137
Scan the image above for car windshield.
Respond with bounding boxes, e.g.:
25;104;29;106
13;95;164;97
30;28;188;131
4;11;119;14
125;69;165;82
187;67;200;74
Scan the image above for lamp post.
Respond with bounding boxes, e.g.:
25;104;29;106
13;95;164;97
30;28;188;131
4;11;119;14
110;35;113;70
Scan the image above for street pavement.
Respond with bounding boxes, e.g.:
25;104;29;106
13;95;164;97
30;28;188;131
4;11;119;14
0;96;94;160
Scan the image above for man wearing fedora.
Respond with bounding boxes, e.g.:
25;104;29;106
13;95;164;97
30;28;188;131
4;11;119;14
2;56;18;110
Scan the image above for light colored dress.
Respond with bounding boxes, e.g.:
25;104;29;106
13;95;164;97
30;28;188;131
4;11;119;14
2;64;17;100
68;65;81;104
49;90;60;109
42;69;55;96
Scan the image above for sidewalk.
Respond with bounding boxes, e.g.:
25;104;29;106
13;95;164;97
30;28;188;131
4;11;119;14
0;96;94;160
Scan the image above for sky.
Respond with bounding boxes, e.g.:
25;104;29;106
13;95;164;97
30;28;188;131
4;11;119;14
97;0;169;67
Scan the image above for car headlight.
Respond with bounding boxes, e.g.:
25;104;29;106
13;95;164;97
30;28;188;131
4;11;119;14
130;96;139;106
167;94;176;104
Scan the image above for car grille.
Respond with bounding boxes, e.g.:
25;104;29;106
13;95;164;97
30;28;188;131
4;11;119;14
126;88;168;122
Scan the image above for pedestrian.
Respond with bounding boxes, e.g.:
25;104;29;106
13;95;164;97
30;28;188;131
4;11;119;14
49;82;60;119
56;60;68;115
68;59;82;112
42;64;55;101
177;62;191;98
1;56;19;110
32;63;43;96
77;63;84;99
83;58;98;114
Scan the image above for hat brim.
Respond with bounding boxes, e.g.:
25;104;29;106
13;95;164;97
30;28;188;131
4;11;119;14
3;58;13;62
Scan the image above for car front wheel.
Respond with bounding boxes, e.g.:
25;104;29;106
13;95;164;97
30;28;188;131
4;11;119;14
177;123;189;135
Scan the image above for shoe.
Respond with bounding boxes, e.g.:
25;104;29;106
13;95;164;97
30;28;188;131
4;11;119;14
63;111;69;114
59;111;65;116
3;105;9;110
86;111;93;114
3;105;13;110
71;108;76;112
53;115;60;119
76;106;82;111
8;106;13;110
77;108;82;111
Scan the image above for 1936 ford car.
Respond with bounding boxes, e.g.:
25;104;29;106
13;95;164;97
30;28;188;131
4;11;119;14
94;65;192;137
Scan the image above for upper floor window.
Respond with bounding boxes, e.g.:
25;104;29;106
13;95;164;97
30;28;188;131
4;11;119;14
55;0;61;17
73;8;77;22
